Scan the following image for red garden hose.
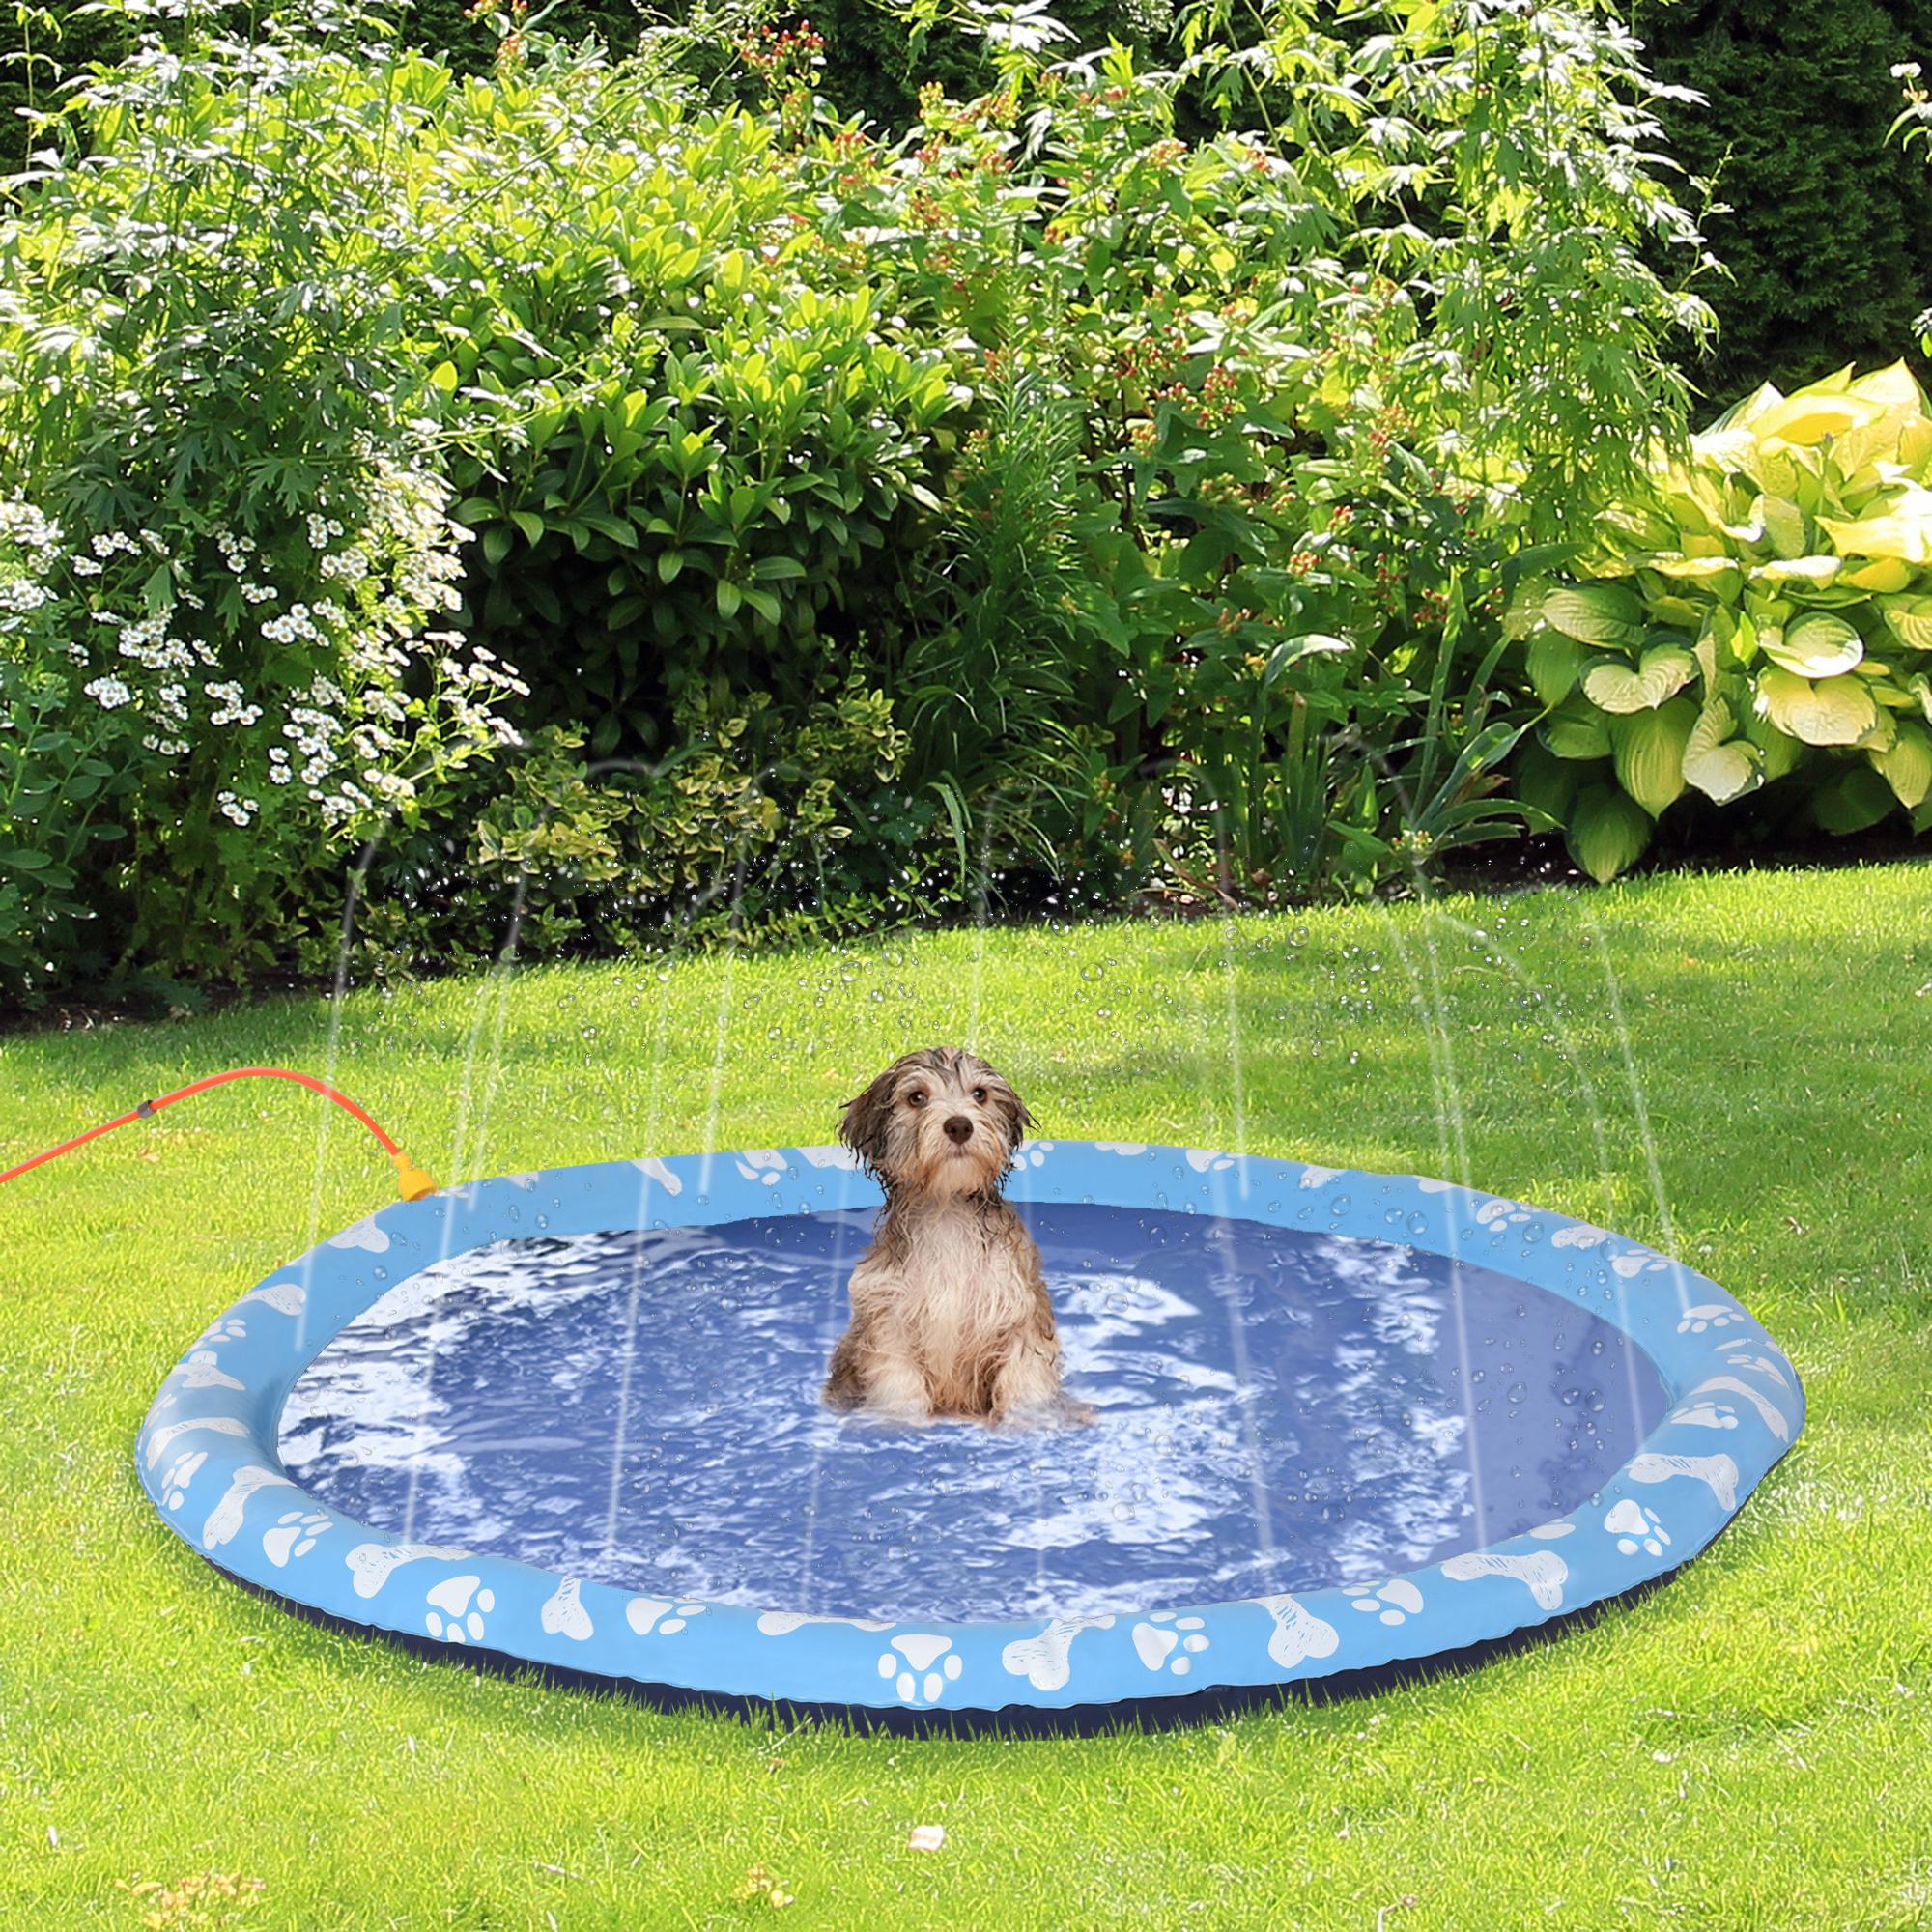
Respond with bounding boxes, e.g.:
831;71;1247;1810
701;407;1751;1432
0;1066;438;1200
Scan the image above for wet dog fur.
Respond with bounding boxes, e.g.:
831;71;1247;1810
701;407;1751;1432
824;1047;1082;1428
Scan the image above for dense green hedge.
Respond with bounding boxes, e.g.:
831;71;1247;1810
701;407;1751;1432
1634;0;1932;401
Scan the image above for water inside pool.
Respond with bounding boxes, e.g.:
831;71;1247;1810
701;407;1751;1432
279;1204;1669;1622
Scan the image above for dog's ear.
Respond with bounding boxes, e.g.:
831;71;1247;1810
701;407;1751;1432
838;1067;899;1179
998;1086;1033;1152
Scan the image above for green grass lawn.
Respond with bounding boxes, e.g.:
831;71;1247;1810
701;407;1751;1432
3;864;1930;1931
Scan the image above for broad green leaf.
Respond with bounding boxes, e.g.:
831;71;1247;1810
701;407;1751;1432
509;510;546;546
1759;495;1808;559
1811;762;1898;835
1845;359;1927;412
429;360;460;393
1512;740;1592;823
1760;612;1863;678
1741;702;1807;781
1682;700;1762;804
1541;582;1644;643
1873;721;1932;808
1838;556;1916;592
1753;391;1885;447
715;579;741;619
1754;666;1879;745
1818;490;1932;563
1542;696;1612;760
1747;555;1840;590
1566;784;1652;882
1642;554;1742;585
1581;644;1695;713
1524;630;1583;705
1879;594;1932;650
1611;698;1694;815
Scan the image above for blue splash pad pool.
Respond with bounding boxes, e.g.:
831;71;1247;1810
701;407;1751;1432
278;1206;1671;1625
136;1142;1804;1719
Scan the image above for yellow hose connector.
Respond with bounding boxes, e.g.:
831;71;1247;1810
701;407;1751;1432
390;1150;440;1202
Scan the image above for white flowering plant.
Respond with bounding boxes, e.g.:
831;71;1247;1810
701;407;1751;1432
0;2;538;996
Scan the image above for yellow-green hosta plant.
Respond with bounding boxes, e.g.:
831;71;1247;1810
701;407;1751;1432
1509;361;1932;880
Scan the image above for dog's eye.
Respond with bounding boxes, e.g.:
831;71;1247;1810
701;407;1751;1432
906;1091;926;1108
972;1086;987;1102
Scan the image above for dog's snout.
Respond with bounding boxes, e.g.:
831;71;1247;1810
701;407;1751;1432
943;1114;974;1145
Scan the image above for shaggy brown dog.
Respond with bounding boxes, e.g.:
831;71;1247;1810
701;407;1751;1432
824;1047;1083;1427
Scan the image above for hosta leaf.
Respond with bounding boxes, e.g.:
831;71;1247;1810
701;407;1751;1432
1611;698;1695;815
1811;762;1898;835
1639;588;1707;629
1525;630;1584;705
1910;672;1932;724
1878;594;1932;649
1566;784;1653;883
1753;392;1886;447
1844;359;1927;413
1747;555;1840;590
1754;667;1880;745
1542;696;1613;760
1691;428;1764;480
1643;553;1742;584
1582;644;1696;713
1853;699;1897;753
1541;582;1645;643
1837;556;1917;592
1682;700;1763;804
1741;702;1807;781
1759;495;1809;559
1512;740;1592;823
1818;492;1932;563
1873;721;1932;808
1760;611;1864;678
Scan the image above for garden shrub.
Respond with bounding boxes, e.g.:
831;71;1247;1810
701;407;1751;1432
0;12;527;1001
839;0;1716;902
1510;361;1932;881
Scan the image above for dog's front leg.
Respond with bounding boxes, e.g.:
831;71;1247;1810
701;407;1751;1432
989;1332;1064;1424
867;1340;935;1427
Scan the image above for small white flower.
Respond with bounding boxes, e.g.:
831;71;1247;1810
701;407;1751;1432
83;675;132;710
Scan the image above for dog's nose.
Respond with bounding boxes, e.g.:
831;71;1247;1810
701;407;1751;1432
943;1115;973;1145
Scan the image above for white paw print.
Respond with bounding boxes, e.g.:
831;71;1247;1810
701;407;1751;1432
1678;1303;1743;1334
425;1575;495;1644
197;1316;247;1346
1551;1222;1611;1249
1183;1148;1235;1173
1475;1198;1534;1228
878;1634;962;1704
1299;1166;1344;1189
263;1508;330;1566
733;1150;786;1185
1342;1579;1425;1627
1605;1499;1672;1557
1612;1253;1670;1278
1014;1140;1055;1168
1094;1142;1149;1157
630;1155;683;1195
1131;1611;1210;1676
627;1597;707;1636
159;1450;206;1510
1671;1400;1740;1432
